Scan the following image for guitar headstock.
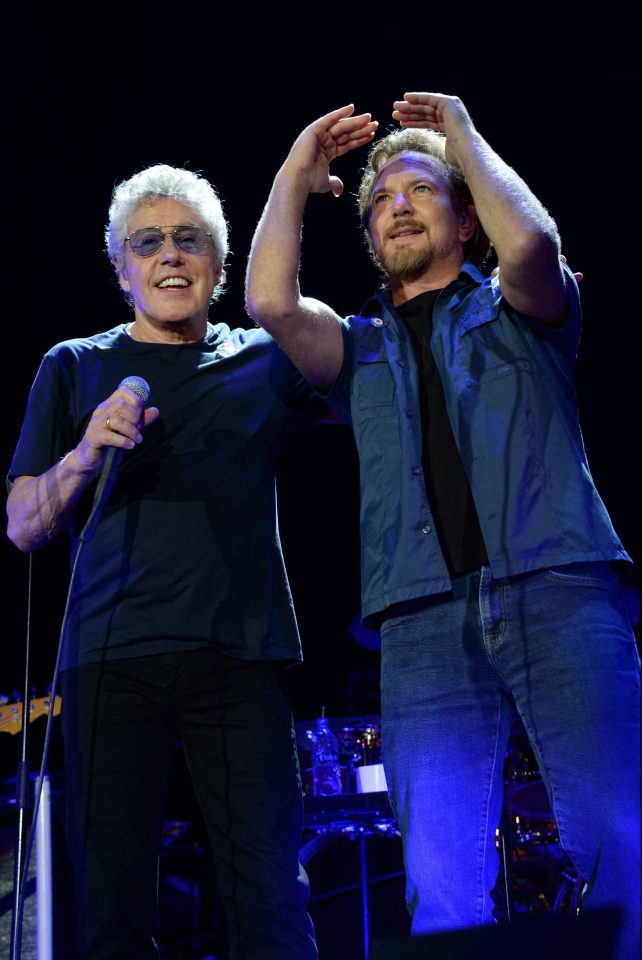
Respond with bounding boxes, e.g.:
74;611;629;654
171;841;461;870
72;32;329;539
0;695;62;735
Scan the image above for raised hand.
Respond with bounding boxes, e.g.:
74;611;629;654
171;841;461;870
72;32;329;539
285;105;378;196
392;92;475;167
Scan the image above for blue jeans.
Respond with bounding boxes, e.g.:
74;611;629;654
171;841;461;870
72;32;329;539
380;563;640;960
61;648;317;960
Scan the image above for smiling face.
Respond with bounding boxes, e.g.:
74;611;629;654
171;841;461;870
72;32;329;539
114;197;222;340
369;152;475;286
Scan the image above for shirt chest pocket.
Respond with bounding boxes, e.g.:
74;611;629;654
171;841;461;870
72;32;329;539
467;355;542;385
353;345;396;412
454;307;541;385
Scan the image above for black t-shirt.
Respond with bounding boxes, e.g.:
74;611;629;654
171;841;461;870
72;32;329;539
397;290;488;577
9;322;324;669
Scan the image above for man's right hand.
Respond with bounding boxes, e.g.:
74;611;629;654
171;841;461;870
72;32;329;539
283;105;378;197
6;386;159;553
245;105;375;394
75;384;160;475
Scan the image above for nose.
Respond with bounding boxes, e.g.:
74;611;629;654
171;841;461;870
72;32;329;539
159;234;184;262
392;190;413;215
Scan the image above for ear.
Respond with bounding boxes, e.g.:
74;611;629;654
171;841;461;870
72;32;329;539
458;204;477;244
211;259;224;289
113;255;131;293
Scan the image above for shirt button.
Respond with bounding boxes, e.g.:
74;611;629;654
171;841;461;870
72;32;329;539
412;466;422;476
397;360;406;367
405;409;413;417
422;524;432;534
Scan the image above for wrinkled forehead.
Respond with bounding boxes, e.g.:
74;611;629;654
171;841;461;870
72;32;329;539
372;151;449;195
127;197;205;232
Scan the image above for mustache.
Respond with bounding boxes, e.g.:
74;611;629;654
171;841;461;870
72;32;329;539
384;218;426;240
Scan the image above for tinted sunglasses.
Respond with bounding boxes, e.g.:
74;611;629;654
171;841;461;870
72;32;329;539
125;225;211;257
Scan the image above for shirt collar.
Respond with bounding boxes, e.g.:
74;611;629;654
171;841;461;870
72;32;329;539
359;260;486;318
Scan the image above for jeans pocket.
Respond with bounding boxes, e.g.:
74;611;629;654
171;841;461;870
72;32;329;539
543;561;618;591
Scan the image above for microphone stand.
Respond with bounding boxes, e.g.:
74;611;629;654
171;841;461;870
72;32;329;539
9;442;122;956
9;375;151;956
10;554;34;960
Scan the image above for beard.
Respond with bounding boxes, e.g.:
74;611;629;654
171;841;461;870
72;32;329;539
374;221;457;283
379;244;434;282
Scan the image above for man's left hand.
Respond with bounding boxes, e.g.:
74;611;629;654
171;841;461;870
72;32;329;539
392;92;476;167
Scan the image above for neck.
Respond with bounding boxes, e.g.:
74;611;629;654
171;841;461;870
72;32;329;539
127;315;209;344
390;260;463;308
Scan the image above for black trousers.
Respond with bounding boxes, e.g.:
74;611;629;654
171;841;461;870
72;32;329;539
60;647;317;959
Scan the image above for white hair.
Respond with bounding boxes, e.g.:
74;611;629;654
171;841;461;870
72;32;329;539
105;164;229;300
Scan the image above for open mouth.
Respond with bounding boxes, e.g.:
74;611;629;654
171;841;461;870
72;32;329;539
387;221;424;241
389;229;423;240
157;277;191;289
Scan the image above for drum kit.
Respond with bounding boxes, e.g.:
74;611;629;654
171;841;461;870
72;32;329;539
300;721;383;797
497;718;584;919
336;723;383;794
300;716;584;925
300;720;401;960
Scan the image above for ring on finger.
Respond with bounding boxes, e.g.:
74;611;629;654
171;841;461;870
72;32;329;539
105;416;111;430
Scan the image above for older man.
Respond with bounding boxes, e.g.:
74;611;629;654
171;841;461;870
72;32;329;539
245;94;640;959
7;164;319;959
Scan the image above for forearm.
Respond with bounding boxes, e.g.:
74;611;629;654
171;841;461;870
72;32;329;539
246;165;344;389
393;92;567;319
246;105;374;385
7;450;98;552
246;163;310;330
453;124;566;320
457;129;560;268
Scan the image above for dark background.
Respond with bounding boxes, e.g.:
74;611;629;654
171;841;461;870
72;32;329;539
2;4;640;755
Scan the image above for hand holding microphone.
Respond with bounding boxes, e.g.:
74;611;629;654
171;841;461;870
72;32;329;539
77;376;157;469
79;376;159;542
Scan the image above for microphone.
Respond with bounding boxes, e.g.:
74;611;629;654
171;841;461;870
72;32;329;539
79;376;151;542
118;375;151;404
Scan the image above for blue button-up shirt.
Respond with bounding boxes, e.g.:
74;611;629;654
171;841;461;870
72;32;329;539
328;262;631;623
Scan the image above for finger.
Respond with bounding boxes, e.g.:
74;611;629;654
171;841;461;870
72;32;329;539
329;176;344;198
81;419;135;462
393;99;434;113
331;111;374;130
402;92;445;104
116;384;146;408
392;109;435;122
336;132;377;158
99;412;141;446
110;386;146;420
392;108;436;121
330;115;377;142
142;407;161;428
94;403;159;448
394;120;442;130
95;392;145;443
392;101;440;128
314;104;356;131
319;118;377;164
334;127;378;153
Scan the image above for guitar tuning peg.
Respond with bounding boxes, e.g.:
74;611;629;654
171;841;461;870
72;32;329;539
12;690;23;702
0;694;9;706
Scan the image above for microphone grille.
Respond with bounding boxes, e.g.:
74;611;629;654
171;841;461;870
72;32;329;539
119;376;151;403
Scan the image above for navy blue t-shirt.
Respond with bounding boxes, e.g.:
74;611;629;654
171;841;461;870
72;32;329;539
9;322;325;670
